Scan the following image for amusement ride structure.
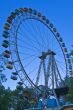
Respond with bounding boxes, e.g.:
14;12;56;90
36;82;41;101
1;8;73;108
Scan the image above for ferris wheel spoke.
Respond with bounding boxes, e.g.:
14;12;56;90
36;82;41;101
45;30;52;50
45;26;52;47
56;61;66;75
24;65;40;83
26;20;47;50
57;67;66;79
10;23;17;31
12;56;37;64
32;71;41;84
17;30;43;52
21;55;38;61
23;56;38;68
19;24;41;46
18;44;41;53
10;29;16;36
56;59;66;66
18;51;38;57
36;22;48;49
42;25;50;50
33;22;47;51
17;43;41;53
17;30;39;45
18;49;39;56
17;37;42;53
19;54;38;60
28;65;39;76
21;20;46;50
47;32;54;50
52;45;64;56
56;59;66;68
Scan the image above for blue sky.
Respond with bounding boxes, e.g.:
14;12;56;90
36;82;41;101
0;0;73;89
0;0;73;49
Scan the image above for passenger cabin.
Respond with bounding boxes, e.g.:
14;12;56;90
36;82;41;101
3;50;11;58
6;61;13;69
11;75;17;80
18;81;23;85
2;40;9;48
12;72;18;75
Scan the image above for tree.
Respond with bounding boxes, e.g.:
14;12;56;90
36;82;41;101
9;85;30;110
65;77;73;102
0;85;12;110
0;85;38;109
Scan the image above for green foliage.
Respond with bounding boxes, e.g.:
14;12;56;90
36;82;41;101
10;85;30;110
65;77;73;102
0;85;31;110
66;49;73;102
0;84;40;110
0;86;12;110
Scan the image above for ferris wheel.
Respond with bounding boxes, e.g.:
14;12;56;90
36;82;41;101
2;8;72;98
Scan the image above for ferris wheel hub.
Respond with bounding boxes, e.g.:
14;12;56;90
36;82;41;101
39;50;56;60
